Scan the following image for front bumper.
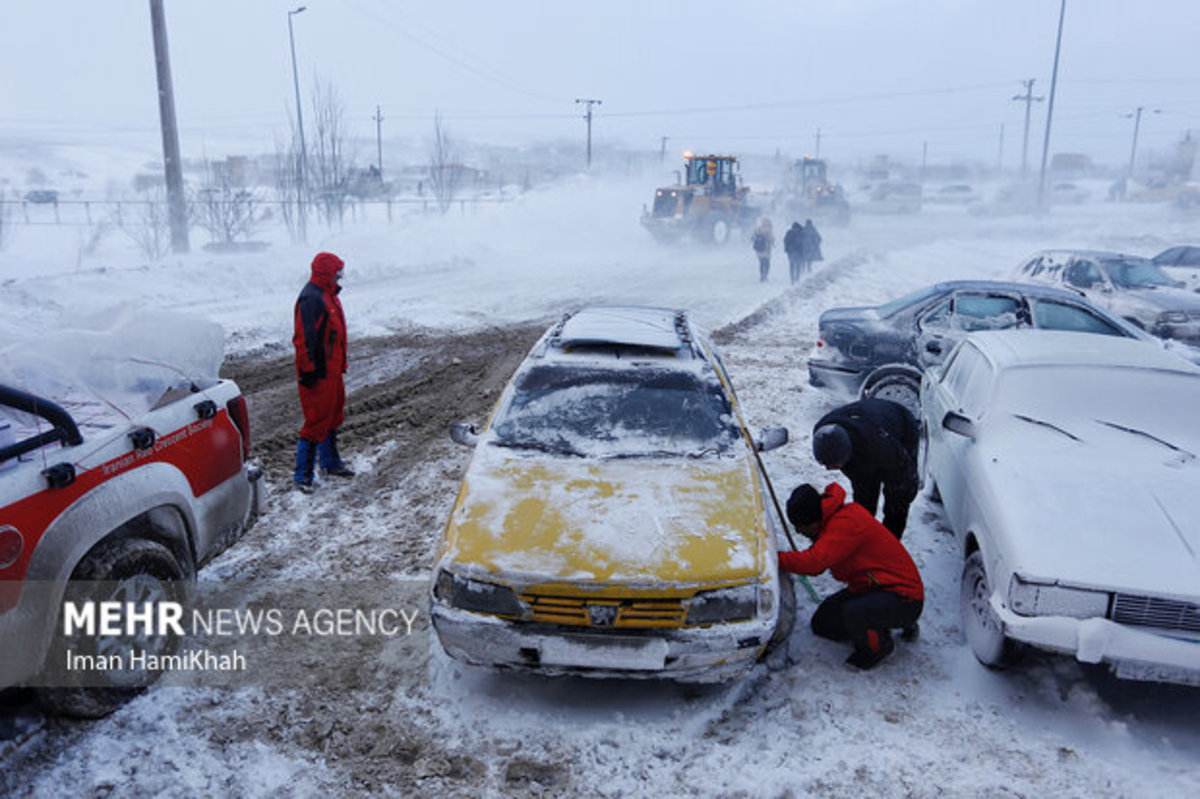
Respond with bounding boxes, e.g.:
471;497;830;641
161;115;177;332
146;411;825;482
994;597;1200;687
431;604;773;683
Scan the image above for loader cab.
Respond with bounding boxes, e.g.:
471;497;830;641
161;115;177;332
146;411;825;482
686;154;740;198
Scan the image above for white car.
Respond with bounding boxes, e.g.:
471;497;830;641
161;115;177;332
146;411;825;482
920;330;1200;686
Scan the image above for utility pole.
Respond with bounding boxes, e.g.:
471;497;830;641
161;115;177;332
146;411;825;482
1037;0;1066;212
1012;78;1044;178
1125;106;1162;179
814;127;822;158
659;136;668;165
287;6;308;242
148;0;188;253
575;98;602;168
373;105;384;180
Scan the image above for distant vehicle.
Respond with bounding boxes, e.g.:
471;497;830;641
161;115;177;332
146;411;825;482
806;279;1148;417
1049;182;1089;204
432;306;795;683
1151;245;1200;292
920;330;1200;687
1;374;262;717
24;190;59;204
855;181;922;214
779;157;850;225
641;154;758;245
927;184;980;205
1013;249;1200;344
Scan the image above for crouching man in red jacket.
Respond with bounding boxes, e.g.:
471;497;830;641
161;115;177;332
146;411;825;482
779;482;924;670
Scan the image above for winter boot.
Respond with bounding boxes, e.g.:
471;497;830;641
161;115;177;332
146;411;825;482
318;429;355;477
846;631;895;671
293;438;317;493
900;622;920;643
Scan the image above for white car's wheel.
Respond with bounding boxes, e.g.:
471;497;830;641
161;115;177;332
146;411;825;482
960;551;1023;668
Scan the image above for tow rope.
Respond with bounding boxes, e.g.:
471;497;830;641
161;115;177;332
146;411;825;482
750;437;821;604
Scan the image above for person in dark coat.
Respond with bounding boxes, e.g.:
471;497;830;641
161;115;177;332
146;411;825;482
800;218;823;274
292;251;354;492
812;398;919;538
779;482;924;670
783;221;805;285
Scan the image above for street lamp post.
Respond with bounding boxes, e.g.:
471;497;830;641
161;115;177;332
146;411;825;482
288;6;308;242
1126;106;1162;180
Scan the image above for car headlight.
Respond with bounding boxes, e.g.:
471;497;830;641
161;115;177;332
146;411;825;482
686;584;759;625
1008;575;1110;619
434;569;525;618
1158;311;1190;325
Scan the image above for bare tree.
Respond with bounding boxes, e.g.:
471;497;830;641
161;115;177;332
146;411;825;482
193;159;265;247
122;186;172;263
273;132;301;239
428;112;462;214
309;77;356;226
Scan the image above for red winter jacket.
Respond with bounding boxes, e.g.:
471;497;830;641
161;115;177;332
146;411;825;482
293;252;347;382
778;483;924;600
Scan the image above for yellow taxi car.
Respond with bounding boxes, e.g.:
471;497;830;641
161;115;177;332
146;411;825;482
431;306;795;682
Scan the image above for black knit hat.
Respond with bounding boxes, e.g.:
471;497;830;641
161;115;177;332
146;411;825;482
813;423;852;468
786;484;823;528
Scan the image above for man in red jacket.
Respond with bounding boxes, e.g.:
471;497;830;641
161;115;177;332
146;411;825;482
292;251;354;492
778;482;923;669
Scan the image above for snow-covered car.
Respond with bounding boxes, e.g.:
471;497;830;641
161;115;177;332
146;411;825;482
1013;249;1200;345
431;306;795;682
1151;245;1200;293
806;280;1148;418
855;181;922;214
1049;182;1089;204
920;330;1200;686
927;184;980;205
0;319;263;717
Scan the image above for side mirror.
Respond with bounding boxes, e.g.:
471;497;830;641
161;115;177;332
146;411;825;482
942;411;977;440
756;427;789;452
449;422;479;447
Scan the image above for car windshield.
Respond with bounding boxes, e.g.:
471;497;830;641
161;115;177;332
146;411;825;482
1101;257;1176;288
491;365;741;458
877;285;944;318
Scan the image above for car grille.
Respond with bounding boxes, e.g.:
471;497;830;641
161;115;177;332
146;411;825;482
1112;593;1200;634
521;593;686;629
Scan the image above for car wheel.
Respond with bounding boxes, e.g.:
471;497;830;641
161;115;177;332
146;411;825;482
861;369;921;420
38;538;186;719
764;571;797;655
960;551;1023;668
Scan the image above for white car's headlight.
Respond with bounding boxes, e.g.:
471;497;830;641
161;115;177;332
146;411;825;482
686;584;759;625
434;569;525;618
1009;575;1110;618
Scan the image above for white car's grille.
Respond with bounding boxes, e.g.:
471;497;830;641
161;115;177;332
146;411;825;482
1112;594;1200;633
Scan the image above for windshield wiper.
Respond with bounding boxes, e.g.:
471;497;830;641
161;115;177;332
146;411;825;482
492;439;584;457
1011;413;1080;442
1094;419;1196;462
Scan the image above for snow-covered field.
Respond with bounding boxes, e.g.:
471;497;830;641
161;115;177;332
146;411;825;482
3;170;1200;797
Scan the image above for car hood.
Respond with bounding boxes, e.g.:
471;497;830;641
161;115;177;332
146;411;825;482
440;445;769;589
977;420;1200;599
1116;286;1200;313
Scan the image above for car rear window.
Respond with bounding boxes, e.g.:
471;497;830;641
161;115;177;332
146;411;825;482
492;366;739;458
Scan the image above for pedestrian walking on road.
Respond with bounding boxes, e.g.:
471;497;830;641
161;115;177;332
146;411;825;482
293;251;355;492
778;482;924;670
812;398;919;539
783;220;805;285
800;218;823;276
751;217;774;282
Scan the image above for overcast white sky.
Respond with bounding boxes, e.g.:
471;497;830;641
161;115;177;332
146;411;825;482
3;1;1198;167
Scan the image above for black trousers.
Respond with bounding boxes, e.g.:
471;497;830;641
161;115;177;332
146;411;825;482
850;476;919;539
811;587;923;653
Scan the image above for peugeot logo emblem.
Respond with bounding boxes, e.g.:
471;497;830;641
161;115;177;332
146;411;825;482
588;603;618;627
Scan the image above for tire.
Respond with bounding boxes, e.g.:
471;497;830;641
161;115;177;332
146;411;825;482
764;571;798;655
710;217;730;246
38;538;186;719
960;551;1023;668
860;368;921;420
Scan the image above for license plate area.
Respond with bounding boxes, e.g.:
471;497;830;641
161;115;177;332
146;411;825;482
539;635;669;671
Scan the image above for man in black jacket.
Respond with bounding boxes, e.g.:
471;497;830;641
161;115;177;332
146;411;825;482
812;398;919;539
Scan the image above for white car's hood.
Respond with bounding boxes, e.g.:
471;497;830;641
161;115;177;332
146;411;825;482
977;419;1200;599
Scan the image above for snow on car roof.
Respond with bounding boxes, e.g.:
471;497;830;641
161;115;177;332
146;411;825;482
554;306;690;353
965;329;1200;373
